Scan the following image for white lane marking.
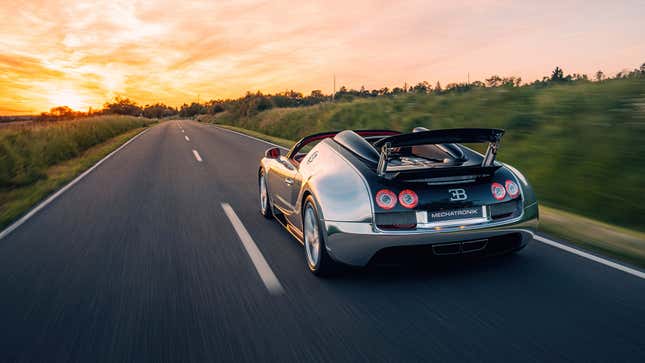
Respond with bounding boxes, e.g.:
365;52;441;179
210;125;289;151
184;135;190;142
0;128;150;241
534;235;644;280
181;129;185;133
221;203;284;295
192;149;202;162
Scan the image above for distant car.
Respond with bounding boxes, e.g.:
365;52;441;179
258;127;539;275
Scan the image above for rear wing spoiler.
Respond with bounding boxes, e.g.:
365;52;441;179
373;128;505;177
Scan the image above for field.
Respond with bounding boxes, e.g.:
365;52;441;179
0;116;156;228
200;78;645;232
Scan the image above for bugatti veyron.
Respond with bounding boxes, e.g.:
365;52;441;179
258;127;539;275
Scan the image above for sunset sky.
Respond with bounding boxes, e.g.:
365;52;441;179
0;0;643;115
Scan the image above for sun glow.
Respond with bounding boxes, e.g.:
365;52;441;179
47;89;87;111
0;1;643;115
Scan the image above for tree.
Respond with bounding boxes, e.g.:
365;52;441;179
179;102;205;117
49;106;74;117
412;81;430;93
434;81;442;93
310;90;324;98
103;97;142;116
595;70;605;82
572;73;589;81
143;103;177;118
485;75;503;87
551;67;565;82
502;76;522;87
616;69;630;79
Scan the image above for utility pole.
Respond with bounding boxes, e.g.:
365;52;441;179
467;72;470;85
332;73;336;102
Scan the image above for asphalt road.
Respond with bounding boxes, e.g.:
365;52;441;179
0;120;643;363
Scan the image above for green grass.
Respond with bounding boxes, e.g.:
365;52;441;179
539;205;645;268
202;78;645;232
0;116;157;229
212;123;294;149
204;123;645;268
0;116;155;189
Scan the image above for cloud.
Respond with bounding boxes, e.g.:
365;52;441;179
0;0;643;114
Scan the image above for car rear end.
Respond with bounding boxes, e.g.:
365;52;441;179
322;128;539;267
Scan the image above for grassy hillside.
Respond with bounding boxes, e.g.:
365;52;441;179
202;78;645;231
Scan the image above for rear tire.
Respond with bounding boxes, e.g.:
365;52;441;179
303;195;338;276
259;170;273;219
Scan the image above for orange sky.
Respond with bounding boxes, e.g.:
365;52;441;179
1;0;643;115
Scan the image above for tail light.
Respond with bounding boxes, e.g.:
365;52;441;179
505;180;520;198
375;189;397;209
491;182;506;200
398;189;418;209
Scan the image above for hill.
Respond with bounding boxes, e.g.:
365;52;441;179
202;78;645;231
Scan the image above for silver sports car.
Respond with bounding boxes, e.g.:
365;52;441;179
258;127;539;275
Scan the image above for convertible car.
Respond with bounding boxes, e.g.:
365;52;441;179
258;127;539;275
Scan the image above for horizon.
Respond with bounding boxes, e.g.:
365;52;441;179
1;0;644;115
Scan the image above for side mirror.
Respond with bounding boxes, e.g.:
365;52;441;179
265;147;281;159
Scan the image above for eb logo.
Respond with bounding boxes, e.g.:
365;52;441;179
448;188;467;201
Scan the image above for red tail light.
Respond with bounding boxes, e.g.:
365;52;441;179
491;182;506;200
505;180;520;198
398;189;418;209
375;189;397;209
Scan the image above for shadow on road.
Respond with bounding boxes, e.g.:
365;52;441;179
328;249;528;284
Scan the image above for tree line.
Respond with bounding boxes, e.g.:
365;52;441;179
39;63;644;121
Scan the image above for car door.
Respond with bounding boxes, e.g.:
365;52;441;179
268;156;298;212
284;162;304;226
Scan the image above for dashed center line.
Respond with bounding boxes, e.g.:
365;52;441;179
185;135;190;142
192;149;202;162
221;203;284;295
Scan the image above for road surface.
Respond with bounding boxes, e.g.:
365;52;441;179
0;120;643;362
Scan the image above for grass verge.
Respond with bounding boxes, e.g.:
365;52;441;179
213;124;294;149
539;205;645;268
209;123;645;268
0;126;149;230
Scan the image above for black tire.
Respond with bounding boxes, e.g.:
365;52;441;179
302;195;338;276
259;169;273;219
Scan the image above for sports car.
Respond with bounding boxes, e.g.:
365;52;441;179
258;127;539;275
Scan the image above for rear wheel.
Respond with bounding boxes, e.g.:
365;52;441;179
259;170;273;218
303;196;337;276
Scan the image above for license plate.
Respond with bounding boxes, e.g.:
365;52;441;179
416;206;487;227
